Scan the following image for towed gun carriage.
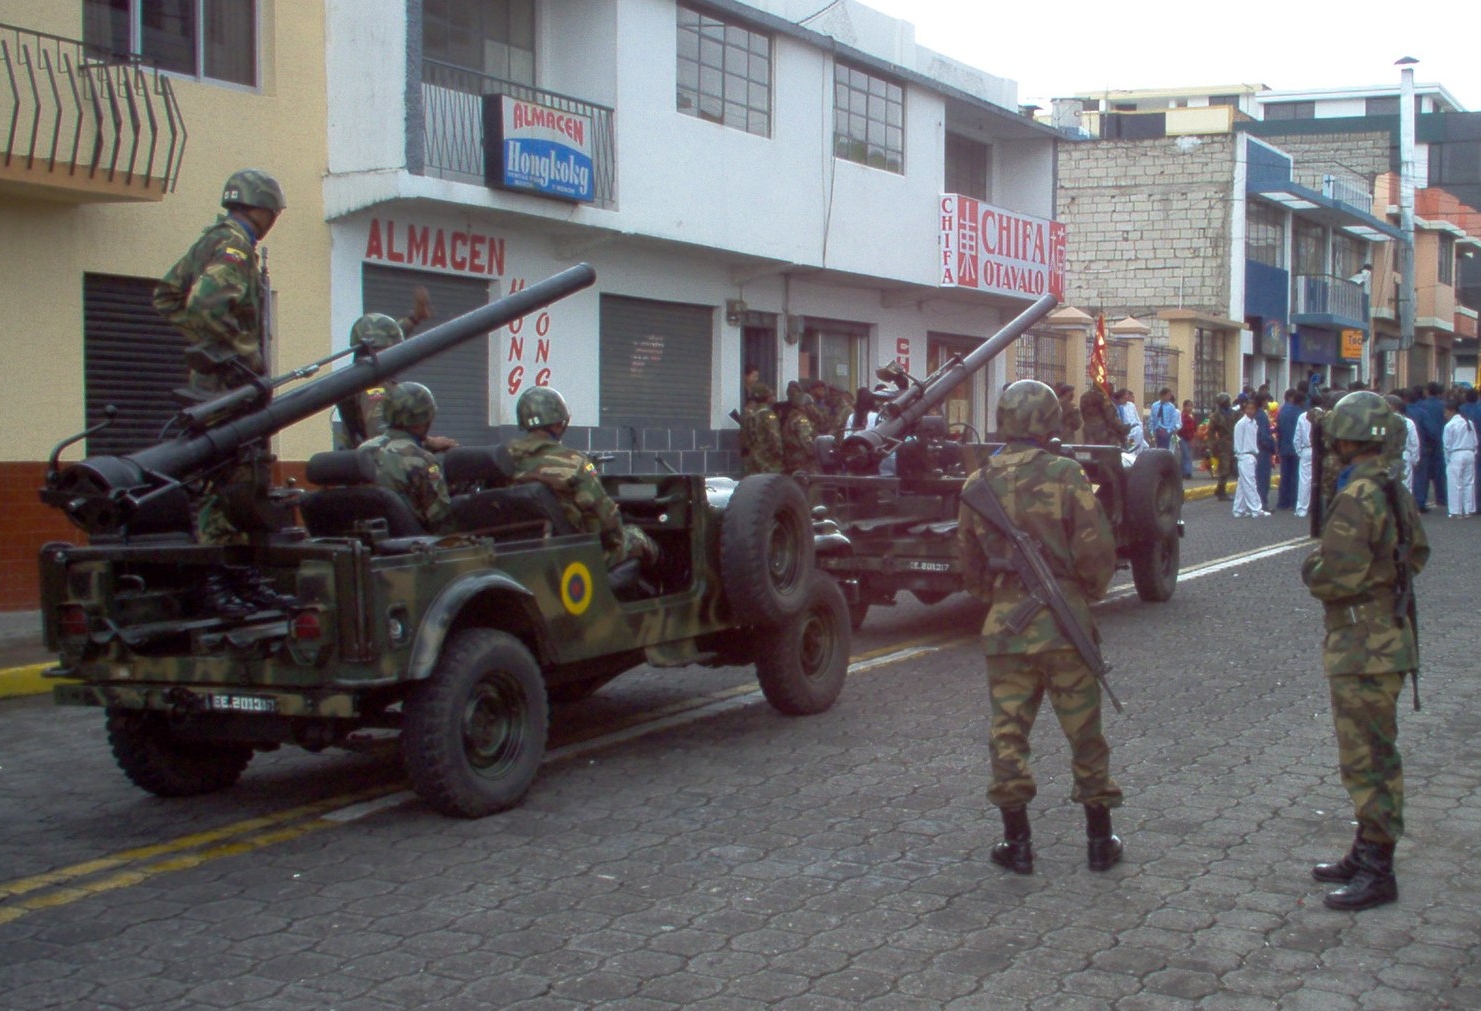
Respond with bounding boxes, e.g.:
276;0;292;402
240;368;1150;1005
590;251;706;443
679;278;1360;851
38;265;849;817
799;295;1185;627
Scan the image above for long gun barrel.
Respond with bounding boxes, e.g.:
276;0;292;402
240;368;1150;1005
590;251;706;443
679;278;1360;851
841;293;1058;470
42;263;597;536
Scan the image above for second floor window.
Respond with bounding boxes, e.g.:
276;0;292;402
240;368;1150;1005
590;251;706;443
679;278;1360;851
1438;232;1455;285
1292;218;1325;276
424;0;535;84
1247;202;1285;268
834;62;903;173
945;133;990;200
676;5;771;136
83;0;256;87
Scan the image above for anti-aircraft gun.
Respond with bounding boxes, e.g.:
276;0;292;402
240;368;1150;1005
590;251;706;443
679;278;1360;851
36;263;852;819
799;294;1184;628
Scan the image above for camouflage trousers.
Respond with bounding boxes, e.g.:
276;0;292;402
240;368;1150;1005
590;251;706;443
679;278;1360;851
985;649;1123;810
1328;673;1405;845
613;525;659;568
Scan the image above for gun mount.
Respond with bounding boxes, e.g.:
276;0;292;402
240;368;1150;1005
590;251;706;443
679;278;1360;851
41;264;597;537
836;293;1058;475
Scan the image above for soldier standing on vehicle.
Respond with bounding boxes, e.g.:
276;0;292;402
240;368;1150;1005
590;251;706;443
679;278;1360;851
781;384;819;474
155;169;283;397
1056;383;1082;442
1078;383;1127;446
1302;391;1428;911
739;382;783;476
334;304;458;452
362;382;455;535
507;387;658;568
1205;392;1237;501
958;380;1123;876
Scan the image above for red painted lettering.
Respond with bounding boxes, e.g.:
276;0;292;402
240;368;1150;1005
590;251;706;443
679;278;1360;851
365;219;384;260
450;232;468;272
507;335;524;361
469;235;485;275
536;337;550;362
535;313;550;338
506;366;524;395
385;220;405;263
487;236;505;275
430;230;448;270
535;368;551;386
407;226;429;265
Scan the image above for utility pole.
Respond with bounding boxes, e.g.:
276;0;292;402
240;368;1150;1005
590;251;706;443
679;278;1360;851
1396;57;1418;365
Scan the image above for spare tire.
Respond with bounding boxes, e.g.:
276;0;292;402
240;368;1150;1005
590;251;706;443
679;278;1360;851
721;474;814;627
1125;449;1182;544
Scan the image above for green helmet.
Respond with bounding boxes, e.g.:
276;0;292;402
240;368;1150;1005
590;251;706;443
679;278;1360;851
385;382;437;430
1325;390;1389;443
517;387;570;430
749;381;774;402
1216;392;1232;407
221;169;285;212
351;313;404;351
997;380;1062;440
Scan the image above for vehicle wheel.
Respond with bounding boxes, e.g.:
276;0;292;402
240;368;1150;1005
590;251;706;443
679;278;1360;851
105;709;253;797
402;629;549;818
755;573;849;716
1125;449;1183;543
1131;530;1179;602
721;474;814;627
848;599;869;630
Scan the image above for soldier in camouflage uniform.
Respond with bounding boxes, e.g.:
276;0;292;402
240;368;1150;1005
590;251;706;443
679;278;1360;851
506;387;658;568
781;384;819;475
808;380;853;441
1078;384;1127;446
958;380;1123;876
362;382;455;534
1205;392;1237;501
334;302;456;452
739;382;783;476
1301;391;1428;912
155;169;284;397
1056;383;1082;442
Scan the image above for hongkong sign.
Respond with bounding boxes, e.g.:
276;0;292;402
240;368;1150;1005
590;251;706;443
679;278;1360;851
939;195;1065;300
485;95;595;203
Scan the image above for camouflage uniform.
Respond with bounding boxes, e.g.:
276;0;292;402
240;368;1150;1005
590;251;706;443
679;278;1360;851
155;214;268;396
821;386;855;441
739;383;783;476
1077;386;1126;446
1057;386;1082;442
506;430;657;567
362;428;455;534
781;392;818;475
1205;401;1238;497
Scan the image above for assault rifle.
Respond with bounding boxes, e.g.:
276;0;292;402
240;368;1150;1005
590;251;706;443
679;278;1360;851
959;478;1123;714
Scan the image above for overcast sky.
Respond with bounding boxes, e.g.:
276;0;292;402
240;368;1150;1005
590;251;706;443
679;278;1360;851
856;0;1480;113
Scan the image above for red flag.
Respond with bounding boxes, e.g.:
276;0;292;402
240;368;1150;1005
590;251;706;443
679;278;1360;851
1089;313;1110;394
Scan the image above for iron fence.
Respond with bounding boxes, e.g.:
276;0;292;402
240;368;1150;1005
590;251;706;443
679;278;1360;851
0;22;184;192
1143;343;1181;401
421;59;615;210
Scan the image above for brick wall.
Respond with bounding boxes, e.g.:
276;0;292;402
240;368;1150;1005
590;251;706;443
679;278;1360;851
4;460;311;614
1057;135;1237;318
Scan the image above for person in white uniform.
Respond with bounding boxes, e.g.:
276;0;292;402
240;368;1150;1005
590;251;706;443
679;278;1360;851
1294;404;1315;518
1442;399;1477;518
1232;398;1269;517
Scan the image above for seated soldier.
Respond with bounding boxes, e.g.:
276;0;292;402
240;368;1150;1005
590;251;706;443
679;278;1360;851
335;308;457;453
505;386;658;568
361;382;455;534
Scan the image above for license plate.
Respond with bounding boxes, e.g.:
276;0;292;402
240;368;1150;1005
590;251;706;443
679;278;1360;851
904;561;953;573
209;693;279;715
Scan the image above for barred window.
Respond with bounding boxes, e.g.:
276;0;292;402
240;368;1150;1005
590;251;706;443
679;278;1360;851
676;5;771;137
1194;327;1225;416
1014;329;1066;387
1247;202;1286;268
833;61;903;173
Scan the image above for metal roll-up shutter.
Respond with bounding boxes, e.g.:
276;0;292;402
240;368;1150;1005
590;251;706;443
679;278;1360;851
599;295;713;428
83;273;189;457
361;264;494;445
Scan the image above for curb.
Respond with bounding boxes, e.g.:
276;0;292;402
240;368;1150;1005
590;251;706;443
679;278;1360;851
0;477;1238;700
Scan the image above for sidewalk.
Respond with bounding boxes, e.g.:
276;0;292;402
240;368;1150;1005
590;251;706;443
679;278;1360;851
0;470;1242;699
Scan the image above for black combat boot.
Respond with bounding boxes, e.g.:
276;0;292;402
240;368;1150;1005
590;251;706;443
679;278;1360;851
990;806;1033;875
1312;829;1363;883
1085;804;1123;872
203;568;254;621
229;566;299;612
1322;840;1397;911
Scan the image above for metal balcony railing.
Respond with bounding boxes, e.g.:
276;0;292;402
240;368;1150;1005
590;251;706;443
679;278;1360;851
1293;274;1367;324
1322;174;1373;215
0;22;185;197
420;59;615;210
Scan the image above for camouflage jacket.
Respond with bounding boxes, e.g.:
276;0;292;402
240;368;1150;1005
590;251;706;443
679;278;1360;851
361;428;454;534
1078;388;1127;445
781;407;817;474
740;400;783;475
957;442;1116;656
336;380;397;451
823;388;854;441
1301;457;1429;677
505;430;627;561
1058;393;1082;442
1205;407;1237;458
154;214;266;392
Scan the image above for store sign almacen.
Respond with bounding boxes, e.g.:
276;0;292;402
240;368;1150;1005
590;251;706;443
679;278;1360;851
939;195;1065;300
487;96;595;203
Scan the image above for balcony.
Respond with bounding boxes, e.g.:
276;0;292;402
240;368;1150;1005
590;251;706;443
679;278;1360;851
0;23;184;203
419;60;615;210
1292;274;1367;330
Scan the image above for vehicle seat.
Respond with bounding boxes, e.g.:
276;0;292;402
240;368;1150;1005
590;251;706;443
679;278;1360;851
443;444;515;492
450;482;579;538
299;450;427;539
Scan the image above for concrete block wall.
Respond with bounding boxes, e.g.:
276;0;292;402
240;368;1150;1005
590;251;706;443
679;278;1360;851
1273;132;1391;195
1056;136;1236;319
